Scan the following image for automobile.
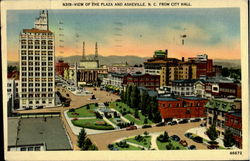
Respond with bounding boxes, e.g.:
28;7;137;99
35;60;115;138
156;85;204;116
110;147;119;151
156;122;165;127
179;140;188;147
188;145;196;150
192;136;203;143
179;119;188;124
169;121;177;125
170;135;181;142
126;125;137;130
36;106;44;109
200;123;206;127
190;118;201;122
207;144;219;149
142;125;152;129
184;132;193;139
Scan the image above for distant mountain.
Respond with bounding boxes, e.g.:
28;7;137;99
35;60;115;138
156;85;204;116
213;59;241;69
56;55;149;66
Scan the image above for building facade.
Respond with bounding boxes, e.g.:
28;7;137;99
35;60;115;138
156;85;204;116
102;73;127;89
224;112;242;148
171;79;200;96
205;82;241;98
123;73;160;90
157;96;207;121
55;60;69;76
205;98;241;137
188;54;215;78
19;10;55;109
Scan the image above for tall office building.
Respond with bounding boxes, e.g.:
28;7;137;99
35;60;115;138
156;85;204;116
19;10;55;109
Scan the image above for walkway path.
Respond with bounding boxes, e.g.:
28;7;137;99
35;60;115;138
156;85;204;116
150;133;160;150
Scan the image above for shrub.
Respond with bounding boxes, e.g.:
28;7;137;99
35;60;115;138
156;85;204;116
69;109;75;112
86;104;90;110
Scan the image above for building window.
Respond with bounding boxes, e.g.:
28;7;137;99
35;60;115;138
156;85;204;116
28;83;33;87
29;88;33;92
21;45;26;49
28;73;33;76
22;83;27;87
42;67;46;71
42;88;46;92
41;40;46;45
28;46;33;49
48;57;53;61
35;67;40;71
35;73;40;76
22;94;27;97
35;88;40;92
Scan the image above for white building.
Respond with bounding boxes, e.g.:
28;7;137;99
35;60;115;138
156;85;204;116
193;80;206;98
101;73;127;89
171;79;199;96
19;10;55;109
7;79;20;110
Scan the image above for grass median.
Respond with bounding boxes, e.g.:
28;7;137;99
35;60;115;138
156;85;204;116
72;118;114;130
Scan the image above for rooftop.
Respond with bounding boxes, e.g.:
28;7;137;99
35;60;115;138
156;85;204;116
157;97;179;101
23;28;53;34
181;96;207;101
172;79;201;84
8;117;72;150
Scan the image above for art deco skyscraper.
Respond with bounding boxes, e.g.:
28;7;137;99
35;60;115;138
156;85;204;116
19;10;55;109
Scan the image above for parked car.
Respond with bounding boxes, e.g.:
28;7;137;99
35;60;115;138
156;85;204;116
184;132;193;139
192;136;203;143
110;147;119;151
169;121;177;125
179;119;188;124
156;122;165;127
179;140;188;147
126;125;137;130
170;135;181;142
188;145;196;150
207;144;219;149
190;118;201;122
142;125;152;128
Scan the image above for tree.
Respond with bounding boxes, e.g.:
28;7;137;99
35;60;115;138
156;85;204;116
134;108;139;118
140;90;149;114
126;85;132;106
144;118;148;124
206;124;218;142
222;67;230;77
223;129;235;148
131;85;140;108
144;131;149;136
78;128;87;148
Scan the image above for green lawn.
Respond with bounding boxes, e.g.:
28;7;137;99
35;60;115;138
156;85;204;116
156;139;186;150
112;144;142;150
190;133;225;149
71;119;114;130
67;104;97;118
125;136;151;148
108;102;153;125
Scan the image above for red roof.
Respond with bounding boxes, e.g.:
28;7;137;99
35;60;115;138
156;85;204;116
7;71;19;79
23;28;53;33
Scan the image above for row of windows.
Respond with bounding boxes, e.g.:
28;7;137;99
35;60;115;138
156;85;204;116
21;50;53;55
21;40;53;45
22;93;54;98
21;62;53;66
22;67;53;71
22;72;53;77
22;88;53;92
21;45;53;49
22;83;53;87
21;78;53;82
22;99;53;105
21;56;53;61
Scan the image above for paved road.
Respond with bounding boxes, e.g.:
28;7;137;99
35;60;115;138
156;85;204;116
88;122;208;150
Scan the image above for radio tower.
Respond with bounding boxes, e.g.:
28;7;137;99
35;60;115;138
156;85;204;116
94;42;98;60
82;41;86;60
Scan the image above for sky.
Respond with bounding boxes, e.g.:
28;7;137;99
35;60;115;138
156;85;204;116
7;8;240;61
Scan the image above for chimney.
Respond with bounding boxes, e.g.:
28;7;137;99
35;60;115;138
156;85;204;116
165;49;168;59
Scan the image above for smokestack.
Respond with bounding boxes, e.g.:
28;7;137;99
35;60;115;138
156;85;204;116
165;49;168;59
82;41;85;60
182;57;185;62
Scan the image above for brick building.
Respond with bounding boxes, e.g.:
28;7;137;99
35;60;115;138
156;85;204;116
55;60;69;76
205;82;241;98
225;112;242;148
188;54;215;78
157;96;208;121
123;73;160;90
